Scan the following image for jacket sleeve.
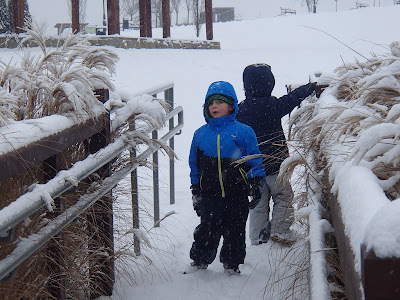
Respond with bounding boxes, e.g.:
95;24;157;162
189;131;200;186
240;126;266;179
275;82;316;117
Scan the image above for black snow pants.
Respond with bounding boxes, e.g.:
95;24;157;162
190;193;249;266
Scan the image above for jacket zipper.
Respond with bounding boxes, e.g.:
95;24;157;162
217;134;225;197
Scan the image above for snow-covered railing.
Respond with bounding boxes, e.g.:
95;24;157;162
0;105;183;283
0;84;183;298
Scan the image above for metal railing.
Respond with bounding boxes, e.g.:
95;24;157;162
0;83;183;287
0;105;183;282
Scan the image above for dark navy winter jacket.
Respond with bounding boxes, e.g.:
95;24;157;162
236;64;316;176
189;81;265;197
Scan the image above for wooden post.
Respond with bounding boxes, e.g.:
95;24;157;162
362;246;400;300
107;0;120;35
12;0;24;34
139;0;146;37
162;0;170;38
205;0;213;40
329;192;363;300
139;0;152;37
71;0;80;34
145;0;152;37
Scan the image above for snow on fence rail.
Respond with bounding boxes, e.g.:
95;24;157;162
0;84;183;298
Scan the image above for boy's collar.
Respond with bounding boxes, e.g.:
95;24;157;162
206;113;235;126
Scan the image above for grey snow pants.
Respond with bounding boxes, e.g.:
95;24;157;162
249;173;294;244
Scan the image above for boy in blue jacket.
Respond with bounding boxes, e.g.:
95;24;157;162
186;81;265;275
236;63;316;246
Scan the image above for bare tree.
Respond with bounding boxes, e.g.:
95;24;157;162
192;0;204;37
121;0;139;22
305;0;318;13
66;0;87;23
183;0;193;24
151;0;162;27
171;0;182;25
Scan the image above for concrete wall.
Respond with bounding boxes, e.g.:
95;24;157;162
0;35;221;50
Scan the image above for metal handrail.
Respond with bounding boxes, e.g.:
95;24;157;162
0;106;182;237
0;106;183;282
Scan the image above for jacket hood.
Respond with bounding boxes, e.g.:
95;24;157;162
204;81;239;122
243;63;275;97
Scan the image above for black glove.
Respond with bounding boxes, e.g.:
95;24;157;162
248;177;264;209
191;185;202;217
315;84;328;98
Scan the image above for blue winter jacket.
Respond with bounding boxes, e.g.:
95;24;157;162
236;64;316;176
189;81;266;197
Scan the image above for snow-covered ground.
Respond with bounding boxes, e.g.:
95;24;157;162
105;6;398;300
1;3;399;300
28;0;396;35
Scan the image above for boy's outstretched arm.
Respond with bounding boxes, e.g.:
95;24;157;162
276;82;317;117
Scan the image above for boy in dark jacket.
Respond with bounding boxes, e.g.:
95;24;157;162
186;81;265;275
236;63;316;246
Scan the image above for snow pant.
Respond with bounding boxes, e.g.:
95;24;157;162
249;173;294;244
190;193;249;266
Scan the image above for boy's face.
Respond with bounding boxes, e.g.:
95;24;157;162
208;99;234;118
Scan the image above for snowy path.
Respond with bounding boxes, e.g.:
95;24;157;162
82;6;398;300
105;156;309;300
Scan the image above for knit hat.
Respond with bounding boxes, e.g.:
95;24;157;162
205;94;234;109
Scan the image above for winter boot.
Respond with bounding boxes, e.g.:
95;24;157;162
183;261;208;274
223;264;241;275
251;221;271;245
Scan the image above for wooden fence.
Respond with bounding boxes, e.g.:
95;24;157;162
328;190;400;300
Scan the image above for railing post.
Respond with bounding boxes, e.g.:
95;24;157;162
43;154;66;300
165;87;175;204
152;129;160;227
362;246;400;300
129;120;141;255
329;191;363;300
87;89;114;298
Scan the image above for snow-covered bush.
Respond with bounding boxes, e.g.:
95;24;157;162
287;41;400;200
280;41;400;299
0;23;118;125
